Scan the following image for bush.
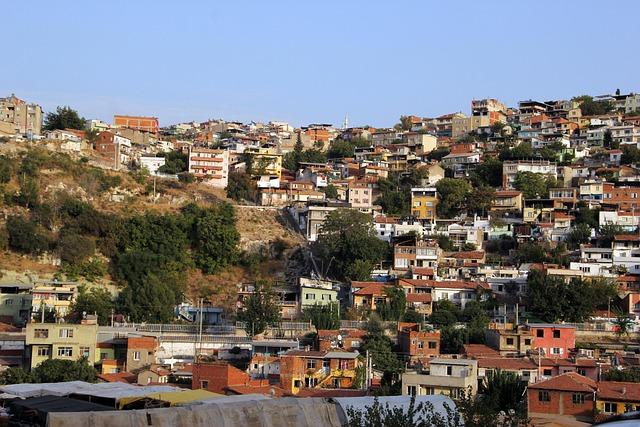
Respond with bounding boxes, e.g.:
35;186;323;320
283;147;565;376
58;232;96;264
177;172;195;183
6;216;50;255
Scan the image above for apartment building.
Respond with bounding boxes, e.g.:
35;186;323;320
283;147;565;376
95;131;132;169
402;358;478;398
188;147;230;188
502;160;557;189
279;349;359;395
113;115;159;134
397;323;440;361
25;319;99;369
0;94;42;136
0;284;32;326
410;187;438;220
491;190;523;213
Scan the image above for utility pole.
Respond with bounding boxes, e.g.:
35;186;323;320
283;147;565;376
111;308;114;327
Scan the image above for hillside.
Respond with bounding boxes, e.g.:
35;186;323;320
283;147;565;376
0;142;304;314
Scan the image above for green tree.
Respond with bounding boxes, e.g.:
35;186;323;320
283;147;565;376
603;129;614;148
574;203;600;229
344;396;461;427
466;186;495;216
302;302;340;330
613;312;635;338
376;286;407;321
513;171;548;199
0;155;13;183
43;106;86;131
598;224;625;247
361;315;403;388
499;142;534;161
566;223;592;249
71;286;114;326
157;150;188;174
398;115;414;131
436;178;471;218
0;367;33;385
5;215;50;255
470;157;503;187
526;269;617;322
573;95;614;116
328;139;357;158
477;370;527;422
58;232;95;264
323;184;338;199
190;203;240;274
621;145;640;165
31;358;97;383
226;172;256;202
314;209;387;281
440;326;465;354
429;300;461;328
238;281;281;336
603;367;640;382
16;175;40;208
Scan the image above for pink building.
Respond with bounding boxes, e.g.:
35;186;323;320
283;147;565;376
528;324;576;359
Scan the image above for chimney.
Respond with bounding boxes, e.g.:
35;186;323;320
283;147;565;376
622;387;626;395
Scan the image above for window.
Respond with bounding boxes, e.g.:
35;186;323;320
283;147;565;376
552;348;562;355
4;299;12;305
37;346;50;357
506;338;514;345
524;339;531;345
100;352;108;360
407;385;417;396
572;393;584;404
553;330;561;339
536;330;544;338
538;391;550;402
306;359;317;370
305;294;316;300
200;380;209;389
604;402;618;413
57;347;73;357
34;329;49;339
59;328;74;338
543;369;553;376
577;368;586;376
625;404;634;413
428;341;437;349
418;341;424;349
446;366;453;376
79;347;90;358
133;351;141;361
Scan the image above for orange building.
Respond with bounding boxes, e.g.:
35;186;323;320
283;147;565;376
397;323;440;361
113;115;159;134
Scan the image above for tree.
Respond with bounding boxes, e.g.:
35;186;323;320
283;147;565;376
499;142;534;161
621;145;640;165
190;203;240;274
328;139;357;159
470;158;502;188
344;396;461;427
440;326;465;354
573;95;614;116
436;178;471;218
157;150;188;174
466;186;495;216
603;129;614;149
302;302;340;330
398;116;413;131
402;309;424;323
314;209;388;281
574;203;600;229
598;224;625;247
376;286;407;321
513;171;548;199
429;300;460;328
604;367;640;382
58;232;95;264
475;370;528;425
526;269;617;322
31;358;97;383
0;155;13;183
323;184;338;199
43;106;86;131
613;312;634;338
5;215;50;255
437;235;454;251
0;367;33;385
238;281;281;336
71;286;114;326
226;172;256;202
361;315;403;389
427;147;450;161
565;223;592;249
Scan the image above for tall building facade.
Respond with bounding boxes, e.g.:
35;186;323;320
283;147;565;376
0;94;42;136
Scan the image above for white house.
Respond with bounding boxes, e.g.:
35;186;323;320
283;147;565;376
139;156;166;175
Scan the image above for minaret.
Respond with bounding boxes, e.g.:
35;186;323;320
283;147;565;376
342;113;349;130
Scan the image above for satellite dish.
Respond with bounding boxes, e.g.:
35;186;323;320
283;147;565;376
337;334;343;341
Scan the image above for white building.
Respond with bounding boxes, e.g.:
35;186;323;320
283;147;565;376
139;156;166;175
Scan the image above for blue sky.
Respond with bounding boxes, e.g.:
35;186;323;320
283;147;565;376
3;1;639;128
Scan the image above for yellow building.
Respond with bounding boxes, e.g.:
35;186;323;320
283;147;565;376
596;382;640;416
25;319;99;369
31;282;78;319
451;115;491;139
246;148;283;178
411;187;438;221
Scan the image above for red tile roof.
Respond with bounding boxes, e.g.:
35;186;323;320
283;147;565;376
127;336;157;350
463;344;500;358
615;235;640;242
295;389;368;398
226;384;286;397
477;357;538;370
597;381;640;403
406;293;432;303
97;373;136;384
495;191;522;197
528;372;597;393
412;267;434;275
353;283;391;296
445;251;485;260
